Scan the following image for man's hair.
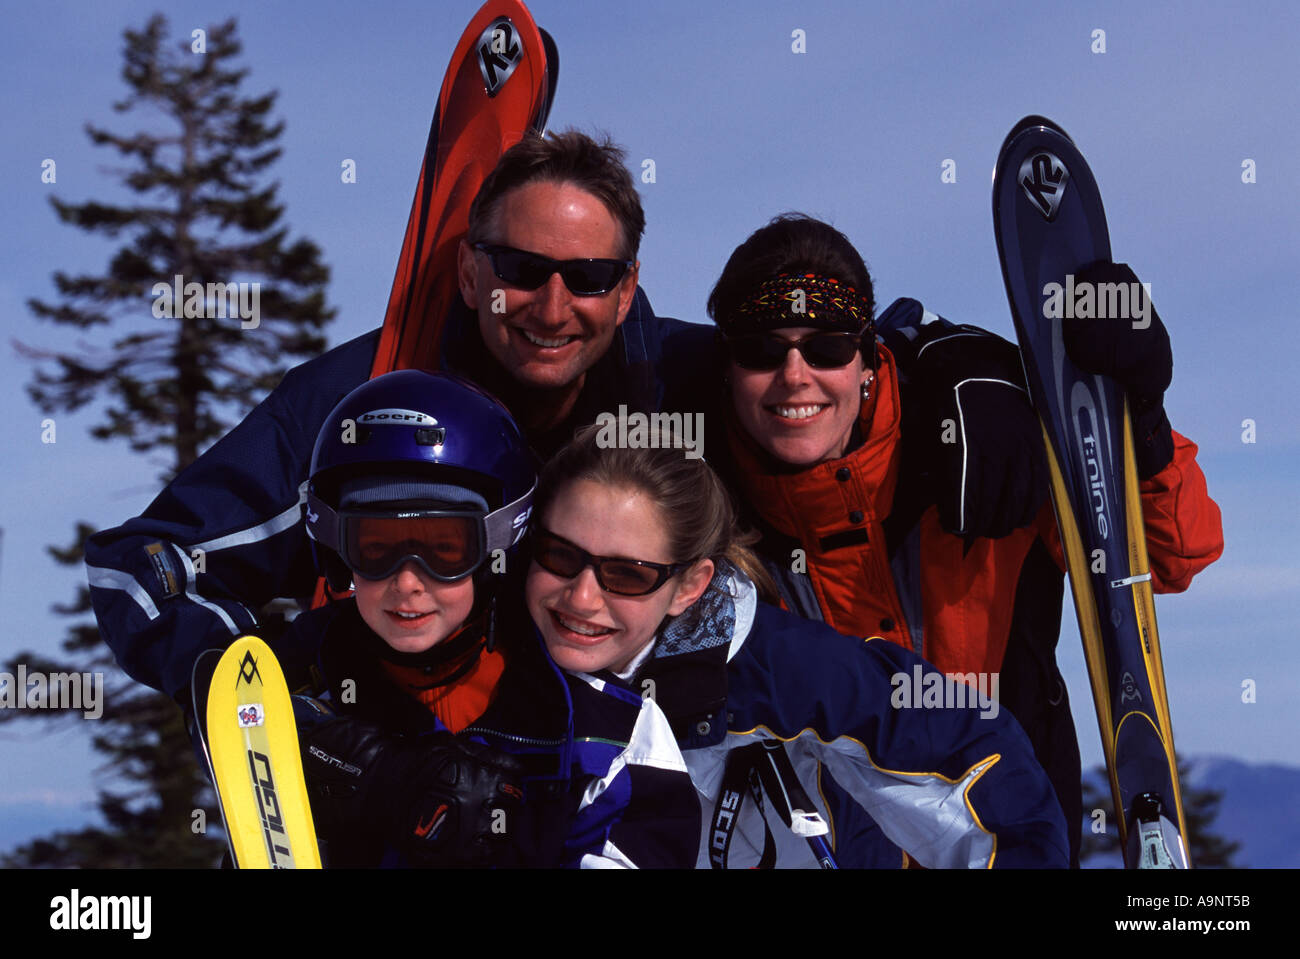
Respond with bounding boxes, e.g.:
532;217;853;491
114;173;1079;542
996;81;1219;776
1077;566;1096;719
467;130;645;261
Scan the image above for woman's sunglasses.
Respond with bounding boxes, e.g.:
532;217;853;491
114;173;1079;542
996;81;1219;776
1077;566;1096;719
725;330;866;371
473;242;633;297
532;527;689;596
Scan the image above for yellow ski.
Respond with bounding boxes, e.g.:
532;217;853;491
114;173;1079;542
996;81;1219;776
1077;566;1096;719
205;635;321;868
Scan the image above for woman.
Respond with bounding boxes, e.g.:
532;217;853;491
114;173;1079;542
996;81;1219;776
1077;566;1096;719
704;214;1224;863
525;424;1069;868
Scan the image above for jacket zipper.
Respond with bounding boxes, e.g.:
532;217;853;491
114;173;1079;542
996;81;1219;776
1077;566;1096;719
463;726;566;747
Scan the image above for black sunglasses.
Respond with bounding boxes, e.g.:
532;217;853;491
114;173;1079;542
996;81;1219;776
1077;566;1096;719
532;527;689;596
473;242;633;297
726;330;866;371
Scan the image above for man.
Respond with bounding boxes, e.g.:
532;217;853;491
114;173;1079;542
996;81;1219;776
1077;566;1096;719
453;131;679;450
86;130;711;700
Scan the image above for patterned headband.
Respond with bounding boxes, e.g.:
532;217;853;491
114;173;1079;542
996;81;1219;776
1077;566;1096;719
720;273;873;337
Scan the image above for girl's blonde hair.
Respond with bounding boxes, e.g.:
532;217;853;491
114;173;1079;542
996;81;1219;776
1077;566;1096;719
533;424;778;602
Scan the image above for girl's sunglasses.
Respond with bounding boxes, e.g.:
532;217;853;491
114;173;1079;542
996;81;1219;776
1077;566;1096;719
532;527;689;596
726;330;866;371
473;242;633;296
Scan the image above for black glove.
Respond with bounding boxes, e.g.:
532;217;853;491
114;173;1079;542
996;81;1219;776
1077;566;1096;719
301;716;524;867
901;327;1049;545
1063;261;1174;478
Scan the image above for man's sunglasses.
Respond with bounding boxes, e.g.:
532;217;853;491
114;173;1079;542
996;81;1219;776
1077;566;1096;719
473;243;633;297
532;527;689;597
725;330;867;371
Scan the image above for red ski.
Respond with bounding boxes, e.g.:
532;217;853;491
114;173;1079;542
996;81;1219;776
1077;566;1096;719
310;2;556;609
370;0;557;377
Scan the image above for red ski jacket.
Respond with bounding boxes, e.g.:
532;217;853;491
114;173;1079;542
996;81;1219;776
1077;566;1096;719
723;344;1224;678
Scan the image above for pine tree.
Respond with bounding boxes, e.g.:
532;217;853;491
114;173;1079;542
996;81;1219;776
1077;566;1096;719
1079;759;1242;868
1179;763;1242;868
2;14;333;867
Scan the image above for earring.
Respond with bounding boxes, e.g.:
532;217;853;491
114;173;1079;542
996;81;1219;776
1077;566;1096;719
861;371;875;400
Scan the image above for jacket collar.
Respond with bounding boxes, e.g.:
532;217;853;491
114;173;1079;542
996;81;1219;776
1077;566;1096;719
318;599;572;744
439;293;661;459
636;564;757;747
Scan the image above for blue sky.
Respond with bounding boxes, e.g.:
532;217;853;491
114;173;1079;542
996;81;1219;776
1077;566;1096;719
1;0;1296;841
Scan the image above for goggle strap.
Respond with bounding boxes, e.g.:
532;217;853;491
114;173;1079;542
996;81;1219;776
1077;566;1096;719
305;492;342;554
483;481;536;557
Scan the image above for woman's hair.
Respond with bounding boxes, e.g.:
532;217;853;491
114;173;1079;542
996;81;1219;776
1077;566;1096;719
533;424;778;602
706;212;876;328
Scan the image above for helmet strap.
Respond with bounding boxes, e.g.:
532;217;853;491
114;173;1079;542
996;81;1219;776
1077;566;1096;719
486;596;497;655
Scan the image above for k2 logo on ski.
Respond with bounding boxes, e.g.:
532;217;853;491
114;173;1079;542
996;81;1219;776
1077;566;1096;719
1019;151;1069;221
478;17;523;96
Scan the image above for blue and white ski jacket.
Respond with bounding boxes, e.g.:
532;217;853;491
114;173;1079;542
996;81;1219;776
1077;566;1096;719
83;291;713;700
282;599;700;869
634;564;1071;869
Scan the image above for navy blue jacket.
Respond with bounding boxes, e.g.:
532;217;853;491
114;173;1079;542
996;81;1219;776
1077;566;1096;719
637;566;1071;868
84;291;713;699
282;572;1067;869
281;600;699;869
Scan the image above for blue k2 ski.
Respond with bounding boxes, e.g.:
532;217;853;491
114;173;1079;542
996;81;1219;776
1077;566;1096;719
993;115;1188;869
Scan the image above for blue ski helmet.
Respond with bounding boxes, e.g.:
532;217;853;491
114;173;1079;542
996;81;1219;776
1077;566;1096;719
306;370;536;592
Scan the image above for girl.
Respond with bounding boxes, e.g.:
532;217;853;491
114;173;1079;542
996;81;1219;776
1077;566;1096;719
285;369;699;868
525;424;1070;868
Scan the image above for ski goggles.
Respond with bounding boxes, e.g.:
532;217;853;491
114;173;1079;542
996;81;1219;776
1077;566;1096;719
472;243;633;296
724;329;867;371
339;512;485;582
306;486;534;582
531;527;691;596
